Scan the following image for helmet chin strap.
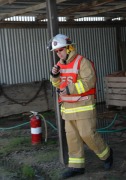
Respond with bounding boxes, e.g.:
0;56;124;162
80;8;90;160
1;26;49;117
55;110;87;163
62;54;68;64
62;45;75;64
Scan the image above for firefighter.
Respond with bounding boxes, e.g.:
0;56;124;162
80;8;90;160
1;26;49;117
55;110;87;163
48;34;113;179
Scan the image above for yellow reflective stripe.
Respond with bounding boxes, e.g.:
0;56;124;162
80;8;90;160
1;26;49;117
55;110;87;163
75;80;85;94
69;158;85;164
61;104;95;114
97;146;109;158
52;80;60;87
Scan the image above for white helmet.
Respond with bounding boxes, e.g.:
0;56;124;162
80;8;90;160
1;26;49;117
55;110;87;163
50;34;75;51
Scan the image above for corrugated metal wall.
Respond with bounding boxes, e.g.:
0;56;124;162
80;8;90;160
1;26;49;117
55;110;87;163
121;27;126;41
0;28;50;84
0;25;125;102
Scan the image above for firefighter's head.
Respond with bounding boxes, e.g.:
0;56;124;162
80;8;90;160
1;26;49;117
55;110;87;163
47;34;75;59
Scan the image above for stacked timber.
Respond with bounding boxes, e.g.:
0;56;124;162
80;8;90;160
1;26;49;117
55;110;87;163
104;71;126;108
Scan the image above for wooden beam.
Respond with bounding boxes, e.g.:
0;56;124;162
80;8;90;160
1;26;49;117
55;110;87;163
74;3;126;19
92;0;115;6
0;0;16;6
36;0;116;20
59;0;116;16
0;0;67;20
37;2;89;20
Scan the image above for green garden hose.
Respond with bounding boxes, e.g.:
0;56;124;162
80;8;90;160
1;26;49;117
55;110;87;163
97;113;126;133
0;122;29;130
0;113;126;134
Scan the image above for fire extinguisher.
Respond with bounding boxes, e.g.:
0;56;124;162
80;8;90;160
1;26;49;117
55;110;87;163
30;111;42;145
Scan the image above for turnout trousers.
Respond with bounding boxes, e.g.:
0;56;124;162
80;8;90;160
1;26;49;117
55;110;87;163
65;117;110;168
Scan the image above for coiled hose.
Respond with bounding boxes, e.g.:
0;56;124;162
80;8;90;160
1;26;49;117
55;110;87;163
97;113;126;133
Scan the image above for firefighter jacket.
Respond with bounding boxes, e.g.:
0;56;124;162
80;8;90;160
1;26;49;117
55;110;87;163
50;50;96;121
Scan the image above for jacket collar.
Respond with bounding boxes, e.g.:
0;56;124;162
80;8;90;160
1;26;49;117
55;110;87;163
59;51;77;64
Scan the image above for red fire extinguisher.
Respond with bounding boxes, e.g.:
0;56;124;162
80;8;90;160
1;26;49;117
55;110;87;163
30;111;42;145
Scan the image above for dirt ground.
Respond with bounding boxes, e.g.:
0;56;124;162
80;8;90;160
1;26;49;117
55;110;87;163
0;108;126;180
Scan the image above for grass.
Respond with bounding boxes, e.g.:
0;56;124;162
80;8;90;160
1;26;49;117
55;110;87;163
49;169;62;180
0;136;31;155
36;150;58;162
21;164;35;179
0;131;61;179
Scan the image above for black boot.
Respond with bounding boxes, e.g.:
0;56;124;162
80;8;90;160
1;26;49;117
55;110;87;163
104;148;113;170
62;167;85;179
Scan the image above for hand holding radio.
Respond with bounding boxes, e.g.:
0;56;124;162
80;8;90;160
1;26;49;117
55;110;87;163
52;65;60;75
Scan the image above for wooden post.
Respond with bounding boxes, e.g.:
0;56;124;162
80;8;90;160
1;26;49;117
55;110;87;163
46;0;68;165
119;42;126;71
116;26;122;70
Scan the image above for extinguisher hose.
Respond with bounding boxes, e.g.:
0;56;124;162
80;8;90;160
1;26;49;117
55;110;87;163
38;114;48;143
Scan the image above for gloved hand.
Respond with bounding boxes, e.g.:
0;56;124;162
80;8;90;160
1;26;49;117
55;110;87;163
59;88;67;96
51;65;60;75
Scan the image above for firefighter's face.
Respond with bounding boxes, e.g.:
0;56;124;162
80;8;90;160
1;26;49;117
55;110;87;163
54;47;67;60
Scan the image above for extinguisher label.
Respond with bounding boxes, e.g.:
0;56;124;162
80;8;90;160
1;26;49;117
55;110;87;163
31;127;42;134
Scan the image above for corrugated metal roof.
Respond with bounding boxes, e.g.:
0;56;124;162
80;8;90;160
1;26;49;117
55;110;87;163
0;0;126;22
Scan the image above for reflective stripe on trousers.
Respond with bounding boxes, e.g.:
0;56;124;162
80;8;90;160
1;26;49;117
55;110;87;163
96;146;110;158
69;157;85;164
